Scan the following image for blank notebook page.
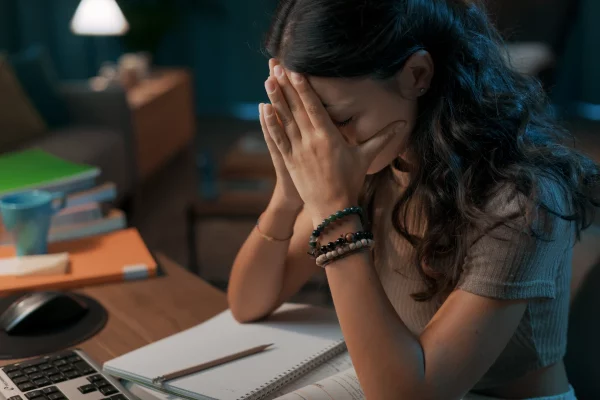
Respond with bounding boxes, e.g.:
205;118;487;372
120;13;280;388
104;304;344;400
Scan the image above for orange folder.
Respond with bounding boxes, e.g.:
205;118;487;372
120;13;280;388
0;228;157;295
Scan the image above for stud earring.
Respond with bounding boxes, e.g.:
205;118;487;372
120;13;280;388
420;88;427;95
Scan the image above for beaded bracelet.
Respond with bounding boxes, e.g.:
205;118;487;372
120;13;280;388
313;231;374;258
316;238;375;268
308;207;365;250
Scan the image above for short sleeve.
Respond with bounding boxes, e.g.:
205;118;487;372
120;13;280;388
457;183;575;300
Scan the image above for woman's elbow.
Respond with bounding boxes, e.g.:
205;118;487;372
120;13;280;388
228;293;271;323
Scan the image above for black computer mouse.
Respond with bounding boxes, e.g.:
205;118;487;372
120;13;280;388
0;291;89;335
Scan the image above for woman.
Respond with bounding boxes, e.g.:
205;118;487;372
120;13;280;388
227;0;600;399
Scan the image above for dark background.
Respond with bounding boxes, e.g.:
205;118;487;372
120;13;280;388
0;0;598;119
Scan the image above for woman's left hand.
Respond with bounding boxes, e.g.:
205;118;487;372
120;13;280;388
263;65;405;225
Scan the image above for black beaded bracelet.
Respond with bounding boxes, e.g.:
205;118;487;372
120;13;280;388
314;231;374;257
308;207;365;250
308;230;373;258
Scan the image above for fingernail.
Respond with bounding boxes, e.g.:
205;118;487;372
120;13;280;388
264;104;273;116
274;65;284;78
291;72;303;84
265;79;276;93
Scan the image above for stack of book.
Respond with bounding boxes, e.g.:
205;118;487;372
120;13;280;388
0;149;127;244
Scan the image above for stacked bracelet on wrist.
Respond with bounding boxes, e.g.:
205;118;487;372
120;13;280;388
315;231;375;268
307;206;374;268
309;207;365;252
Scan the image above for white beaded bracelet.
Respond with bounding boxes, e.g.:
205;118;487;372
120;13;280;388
316;239;375;268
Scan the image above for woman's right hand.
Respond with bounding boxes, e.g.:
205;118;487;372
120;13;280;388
260;59;303;211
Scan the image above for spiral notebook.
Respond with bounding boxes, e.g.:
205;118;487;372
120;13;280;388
103;304;346;400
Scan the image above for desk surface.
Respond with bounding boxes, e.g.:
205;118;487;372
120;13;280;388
0;254;229;366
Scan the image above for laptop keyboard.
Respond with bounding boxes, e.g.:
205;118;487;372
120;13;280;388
0;350;131;400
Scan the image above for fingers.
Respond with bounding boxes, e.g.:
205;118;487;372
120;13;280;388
358;120;407;163
263;103;292;156
269;58;277;77
288;72;336;133
273;65;313;132
265;76;303;143
259;103;279;156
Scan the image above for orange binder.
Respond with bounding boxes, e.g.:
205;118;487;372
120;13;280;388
0;228;157;295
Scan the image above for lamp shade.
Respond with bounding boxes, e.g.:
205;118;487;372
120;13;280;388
70;0;129;36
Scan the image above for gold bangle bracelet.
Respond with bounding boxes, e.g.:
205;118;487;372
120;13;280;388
256;217;293;242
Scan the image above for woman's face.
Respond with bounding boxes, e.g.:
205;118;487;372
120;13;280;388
308;76;418;174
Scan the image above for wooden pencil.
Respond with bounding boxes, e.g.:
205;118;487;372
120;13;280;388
152;343;274;385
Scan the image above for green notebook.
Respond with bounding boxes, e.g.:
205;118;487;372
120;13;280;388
0;149;100;196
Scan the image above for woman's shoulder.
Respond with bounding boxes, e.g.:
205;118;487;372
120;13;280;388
458;177;576;300
480;177;574;231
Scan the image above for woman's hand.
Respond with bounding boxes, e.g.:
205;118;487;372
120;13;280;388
259;60;304;212
263;64;405;225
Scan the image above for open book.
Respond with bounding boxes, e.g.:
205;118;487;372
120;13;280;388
104;304;348;400
124;356;506;400
124;352;365;400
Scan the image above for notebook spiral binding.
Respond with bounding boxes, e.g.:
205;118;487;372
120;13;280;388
239;339;347;400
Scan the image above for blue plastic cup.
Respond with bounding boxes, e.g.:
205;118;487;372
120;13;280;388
0;190;66;256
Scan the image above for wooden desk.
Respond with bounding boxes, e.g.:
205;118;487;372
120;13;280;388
0;254;228;366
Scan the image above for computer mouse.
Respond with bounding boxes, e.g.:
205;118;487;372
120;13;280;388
0;291;89;335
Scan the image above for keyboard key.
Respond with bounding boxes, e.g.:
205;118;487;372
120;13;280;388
14;376;30;384
48;393;64;400
64;371;80;379
94;379;109;388
110;395;126;400
25;390;43;399
57;366;73;373
23;367;38;374
4;366;21;373
7;371;24;379
78;367;95;376
48;375;65;384
38;364;52;371
44;368;60;376
99;386;118;396
8;396;23;400
87;375;103;383
74;361;94;373
29;374;44;381
78;384;97;394
18;382;35;392
42;387;58;395
21;359;46;368
52;360;67;367
50;353;70;361
33;378;50;388
66;356;81;363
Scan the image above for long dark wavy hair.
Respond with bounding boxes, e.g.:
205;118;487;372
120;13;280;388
265;0;600;300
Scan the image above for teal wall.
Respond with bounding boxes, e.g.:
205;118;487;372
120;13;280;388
579;0;600;104
161;0;274;116
553;0;600;110
0;0;16;51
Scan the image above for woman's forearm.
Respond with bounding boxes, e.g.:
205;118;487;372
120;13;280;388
320;215;427;399
228;193;302;322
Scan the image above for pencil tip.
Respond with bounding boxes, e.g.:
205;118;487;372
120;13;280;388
264;343;274;349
